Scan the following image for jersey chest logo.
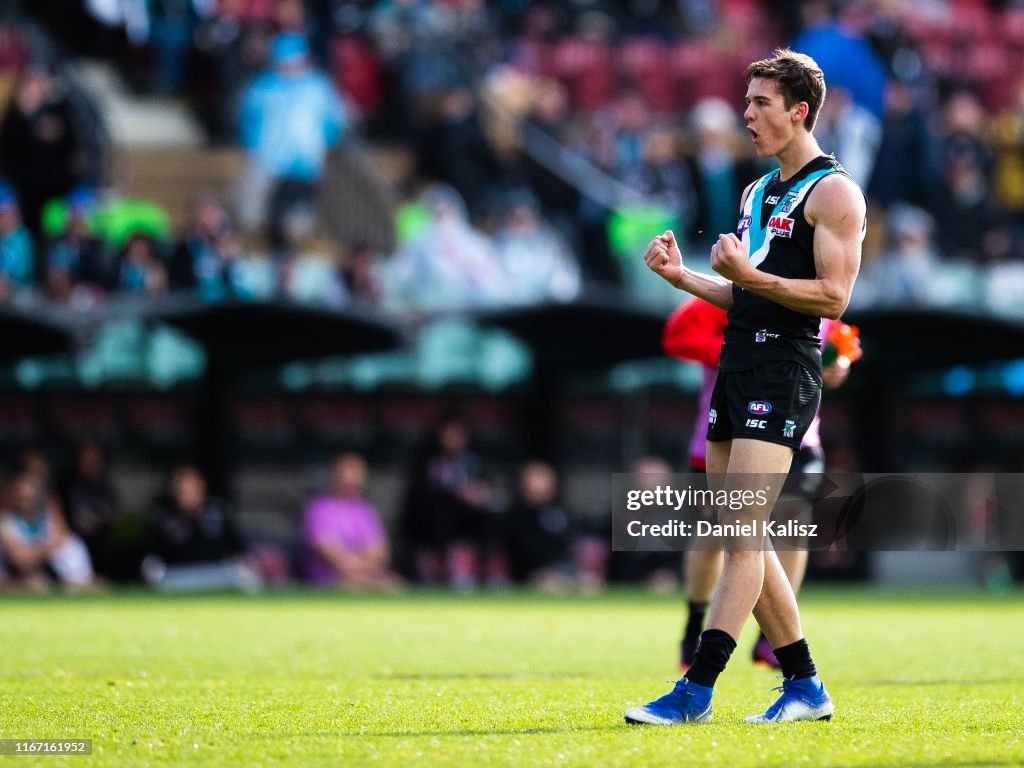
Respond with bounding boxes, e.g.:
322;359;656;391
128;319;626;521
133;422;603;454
737;215;752;235
767;215;794;238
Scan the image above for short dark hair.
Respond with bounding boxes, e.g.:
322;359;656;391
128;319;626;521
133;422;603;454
745;48;826;131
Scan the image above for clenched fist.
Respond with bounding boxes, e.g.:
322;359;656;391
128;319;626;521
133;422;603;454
644;230;683;284
710;233;752;284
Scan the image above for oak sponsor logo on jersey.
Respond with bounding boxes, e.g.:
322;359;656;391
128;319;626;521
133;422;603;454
767;215;794;238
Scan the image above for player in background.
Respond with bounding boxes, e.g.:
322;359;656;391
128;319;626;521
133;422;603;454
625;48;865;725
663;298;859;670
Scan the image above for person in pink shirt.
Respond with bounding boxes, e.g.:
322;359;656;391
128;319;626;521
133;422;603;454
664;298;855;669
303;452;402;590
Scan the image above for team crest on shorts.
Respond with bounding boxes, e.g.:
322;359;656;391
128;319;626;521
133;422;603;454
783;420;796;438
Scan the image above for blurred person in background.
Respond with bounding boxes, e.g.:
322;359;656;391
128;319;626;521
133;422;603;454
867;80;931;211
927;92;1010;264
492;187;580;303
399;414;506;589
0;184;35;303
686;98;758;252
169;196;273;300
506;461;575;592
284;235;349;306
0;460;97;591
0;65;86;243
385;183;505;309
43;186;109;305
638;127;699;240
416;85;501;219
145;463;260;591
339;242;383;306
302;452;403;591
238;32;350;250
58;440;119;581
859;204;939;306
812;85;881;189
118;232;169;297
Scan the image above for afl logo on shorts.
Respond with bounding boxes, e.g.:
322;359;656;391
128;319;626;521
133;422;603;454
737;215;751;235
747;400;772;416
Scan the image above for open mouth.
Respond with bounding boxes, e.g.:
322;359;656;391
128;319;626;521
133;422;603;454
747;126;758;142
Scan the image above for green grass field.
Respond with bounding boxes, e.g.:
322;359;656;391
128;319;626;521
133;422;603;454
2;587;1022;767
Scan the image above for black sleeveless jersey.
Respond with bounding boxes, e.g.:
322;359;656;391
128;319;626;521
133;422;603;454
719;154;861;380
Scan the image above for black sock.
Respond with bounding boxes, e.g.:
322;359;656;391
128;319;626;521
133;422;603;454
684;602;707;644
684;629;736;688
773;638;817;680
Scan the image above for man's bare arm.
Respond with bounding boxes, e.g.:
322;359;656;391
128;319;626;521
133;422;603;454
711;175;864;320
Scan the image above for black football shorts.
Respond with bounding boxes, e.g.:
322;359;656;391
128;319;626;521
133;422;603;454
706;360;822;450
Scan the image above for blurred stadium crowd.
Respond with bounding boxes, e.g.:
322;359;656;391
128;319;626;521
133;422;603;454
2;0;1024;311
0;0;1021;591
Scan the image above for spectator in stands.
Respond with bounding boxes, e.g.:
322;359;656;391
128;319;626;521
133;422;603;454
43;186;108;305
637;127;699;235
813;85;881;189
506;461;575;591
170;197;272;300
118;232;169;297
144;463;260;591
302;452;403;590
859;204;940;306
493;187;580;303
416;86;501;218
0;184;35;302
285;236;349;306
868;80;932;210
238;32;350;249
58;440;118;580
0;460;96;591
0;65;85;241
148;463;245;566
385;183;505;309
686;97;759;252
340;242;383;306
399;414;506;589
929;93;1009;264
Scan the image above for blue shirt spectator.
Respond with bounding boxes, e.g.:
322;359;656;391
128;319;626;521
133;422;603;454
0;185;34;299
239;33;349;182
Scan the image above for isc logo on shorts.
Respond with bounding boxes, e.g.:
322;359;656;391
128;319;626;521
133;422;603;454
745;419;767;429
767;215;793;238
747;400;772;415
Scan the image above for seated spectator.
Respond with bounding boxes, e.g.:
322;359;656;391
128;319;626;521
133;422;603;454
284;236;348;306
0;184;34;302
118;232;168;297
860;204;940;306
57;440;118;580
170;197;237;298
43;186;108;304
399;414;507;589
302;452;402;590
145;463;260;591
385;184;506;310
340;242;383;306
506;461;575;591
0;461;96;591
493;188;581;303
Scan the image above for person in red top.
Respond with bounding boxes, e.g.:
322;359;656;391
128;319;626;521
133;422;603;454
664;298;855;670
